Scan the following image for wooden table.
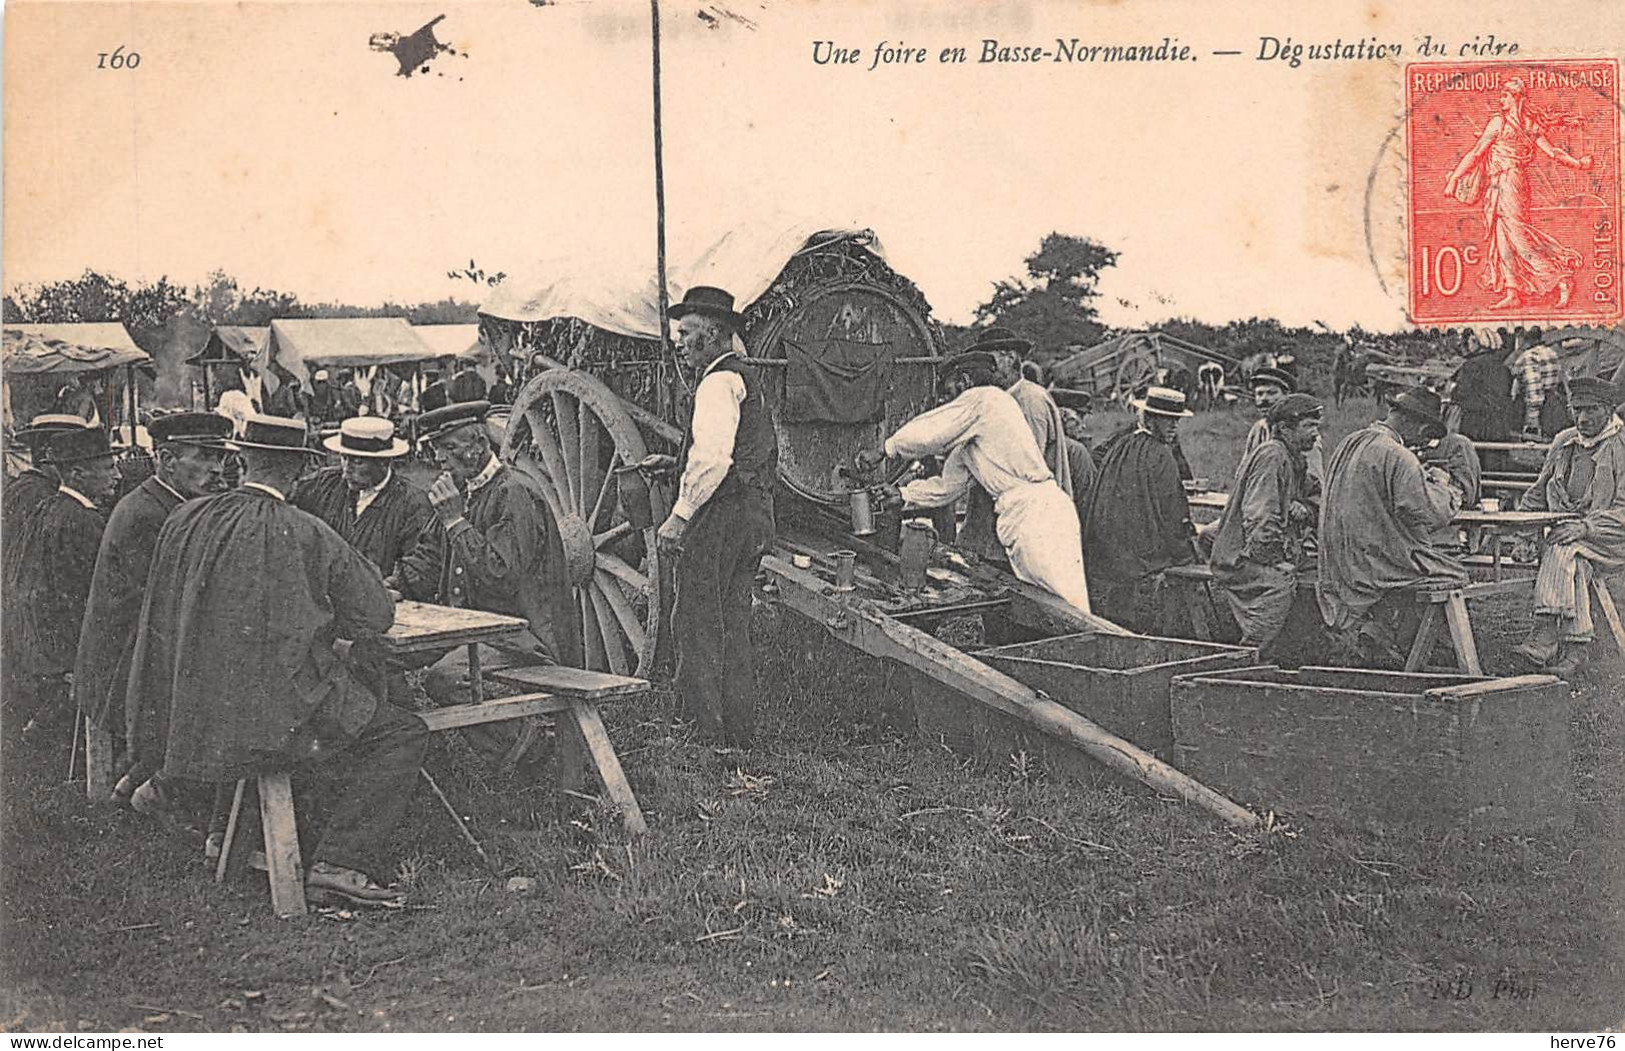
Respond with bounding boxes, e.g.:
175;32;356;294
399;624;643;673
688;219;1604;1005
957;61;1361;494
1186;489;1230;513
1453;509;1578;581
376;600;530;702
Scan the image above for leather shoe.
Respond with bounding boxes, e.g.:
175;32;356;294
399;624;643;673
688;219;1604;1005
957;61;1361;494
305;862;405;909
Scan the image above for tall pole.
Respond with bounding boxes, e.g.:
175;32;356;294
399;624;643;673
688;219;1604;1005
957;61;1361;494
650;0;686;420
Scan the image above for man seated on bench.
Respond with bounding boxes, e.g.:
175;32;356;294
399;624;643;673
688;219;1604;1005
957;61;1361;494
1514;377;1625;676
1209;393;1322;661
125;415;427;909
391;401;581;775
1317;388;1467;666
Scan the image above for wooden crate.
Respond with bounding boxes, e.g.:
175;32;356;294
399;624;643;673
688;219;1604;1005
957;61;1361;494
1169;666;1572;832
975;633;1259;759
908;634;1257;786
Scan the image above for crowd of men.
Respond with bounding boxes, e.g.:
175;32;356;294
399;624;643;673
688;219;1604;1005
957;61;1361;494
5;297;1624;907
212;355;512;432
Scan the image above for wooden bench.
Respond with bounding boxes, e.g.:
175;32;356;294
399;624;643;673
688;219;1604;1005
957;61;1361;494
214;666;650;917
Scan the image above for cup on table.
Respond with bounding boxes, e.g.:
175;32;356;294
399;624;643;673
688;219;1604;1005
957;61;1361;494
1479;497;1501;513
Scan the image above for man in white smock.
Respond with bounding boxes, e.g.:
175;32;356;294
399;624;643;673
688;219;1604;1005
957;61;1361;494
854;351;1091;613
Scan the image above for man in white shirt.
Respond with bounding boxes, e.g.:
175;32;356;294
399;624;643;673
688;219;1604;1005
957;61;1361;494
655;287;778;750
856;352;1091;614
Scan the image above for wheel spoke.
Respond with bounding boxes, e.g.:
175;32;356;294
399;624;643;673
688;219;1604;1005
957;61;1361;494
550;390;581;506
512;449;567;522
586;461;616;534
578;409;605;521
593;521;635;549
596;550;651;594
578;588;607;671
521;414;572;513
588;585;630;676
595;569;648;655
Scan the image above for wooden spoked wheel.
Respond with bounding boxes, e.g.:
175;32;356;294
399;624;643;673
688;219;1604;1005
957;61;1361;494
1113;341;1159;404
503;369;665;677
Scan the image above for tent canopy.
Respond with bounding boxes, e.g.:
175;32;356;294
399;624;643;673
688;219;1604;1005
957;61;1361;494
413;323;484;361
188;325;268;366
2;323;150;374
255;318;438;385
479;224;884;338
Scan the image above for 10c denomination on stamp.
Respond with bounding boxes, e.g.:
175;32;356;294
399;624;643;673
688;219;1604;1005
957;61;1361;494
1406;59;1621;325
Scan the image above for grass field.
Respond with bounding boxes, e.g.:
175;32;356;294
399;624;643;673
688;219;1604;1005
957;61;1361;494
4;398;1622;1033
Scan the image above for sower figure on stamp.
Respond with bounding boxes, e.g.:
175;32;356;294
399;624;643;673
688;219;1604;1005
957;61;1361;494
4;426;121;747
653;287;778;752
124;416;426;908
75;412;232;801
1209;393;1322;662
1513;377;1625;677
390;400;580;772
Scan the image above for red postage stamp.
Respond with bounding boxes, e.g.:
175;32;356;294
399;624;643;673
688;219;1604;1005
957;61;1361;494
1406;59;1621;325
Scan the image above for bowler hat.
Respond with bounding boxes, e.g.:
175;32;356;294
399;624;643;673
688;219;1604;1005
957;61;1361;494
417;400;492;443
1049;386;1092;411
1249;366;1296;393
43;427;116;465
324;416;410;458
1567;376;1622;409
669;286;745;330
1131;386;1194;419
1390;387;1446;436
961;327;1033;359
224;415;319;456
148;411;234;447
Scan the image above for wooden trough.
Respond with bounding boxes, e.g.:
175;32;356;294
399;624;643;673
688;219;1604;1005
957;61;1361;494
1169;666;1572;832
912;632;1257;784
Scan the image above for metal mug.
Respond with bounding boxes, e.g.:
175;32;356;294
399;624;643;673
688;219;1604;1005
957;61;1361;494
849;487;876;536
832;550;857;591
899;518;937;590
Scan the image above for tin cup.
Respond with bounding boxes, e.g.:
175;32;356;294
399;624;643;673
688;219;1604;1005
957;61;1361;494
832;550;857;591
849;488;876;536
1479;497;1501;514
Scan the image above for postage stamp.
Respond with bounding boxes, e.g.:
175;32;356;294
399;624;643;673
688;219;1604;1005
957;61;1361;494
1405;59;1621;325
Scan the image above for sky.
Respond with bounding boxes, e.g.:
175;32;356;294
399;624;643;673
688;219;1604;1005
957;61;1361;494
3;0;1622;331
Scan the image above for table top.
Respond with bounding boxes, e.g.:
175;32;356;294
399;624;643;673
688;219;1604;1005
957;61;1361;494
1470;440;1552;453
380;600;530;653
1186;490;1230;511
1453;510;1579;527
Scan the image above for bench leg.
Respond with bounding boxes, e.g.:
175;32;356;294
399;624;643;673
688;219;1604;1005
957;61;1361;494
1591;579;1625;659
84;718;114;803
1188;585;1214;642
1444;592;1483;675
257;773;306;918
556;704;588;802
1404;605;1444;673
215;779;248;883
571;702;648;837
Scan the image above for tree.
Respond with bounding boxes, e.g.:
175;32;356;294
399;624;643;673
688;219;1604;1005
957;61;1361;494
970;233;1119;361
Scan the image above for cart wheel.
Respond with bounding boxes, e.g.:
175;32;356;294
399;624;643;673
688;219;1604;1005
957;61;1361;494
504;369;665;677
1113;342;1158;404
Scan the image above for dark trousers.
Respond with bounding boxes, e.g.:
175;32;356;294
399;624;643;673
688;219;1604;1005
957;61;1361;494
674;489;774;748
1094;574;1167;635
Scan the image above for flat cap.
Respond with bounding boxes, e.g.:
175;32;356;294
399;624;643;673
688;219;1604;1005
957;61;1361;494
417;400;492;442
1267;392;1324;426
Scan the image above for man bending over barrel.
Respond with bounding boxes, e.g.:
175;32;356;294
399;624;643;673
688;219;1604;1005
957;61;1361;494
855;351;1090;613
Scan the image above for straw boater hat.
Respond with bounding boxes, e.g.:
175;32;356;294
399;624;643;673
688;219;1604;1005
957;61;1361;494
1567;376;1622;408
224;415;320;456
416;400;492;443
669;286;745;331
1131;386;1195;418
42;427;117;465
147;411;234;448
961;327;1033;359
324;416;410;458
1249;366;1296;393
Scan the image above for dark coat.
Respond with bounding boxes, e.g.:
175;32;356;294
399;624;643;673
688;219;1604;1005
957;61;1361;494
292;466;436;579
4;491;107;679
1082;429;1195;589
74;477;186;730
125;488;394;781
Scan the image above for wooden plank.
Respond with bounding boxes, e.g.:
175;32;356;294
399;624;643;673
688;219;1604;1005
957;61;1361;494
1591;577;1625;656
1426;674;1560;701
256;773;307;919
1404;605;1443;673
487;665;651;701
763;555;1259;828
1444;591;1484;675
1453;510;1578;526
571;702;648;836
214;779;247;884
379;601;530;654
84;718;114;803
418;693;570;732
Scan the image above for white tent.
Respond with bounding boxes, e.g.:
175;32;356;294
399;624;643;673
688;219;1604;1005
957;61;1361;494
254;318;438;386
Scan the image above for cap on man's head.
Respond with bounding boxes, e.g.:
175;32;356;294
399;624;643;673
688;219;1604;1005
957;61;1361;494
1567;376;1621;409
961;327;1033;359
13;413;93;450
669;286;745;330
417;400;492;442
148;411;234;447
939;351;999;378
325;416;410;458
1267;392;1324;426
1133;386;1194;418
1249;366;1296;393
312;369;331;382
